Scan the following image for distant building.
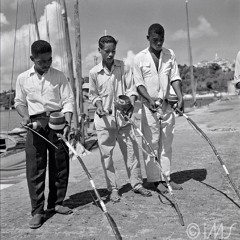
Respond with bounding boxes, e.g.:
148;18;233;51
195;53;234;72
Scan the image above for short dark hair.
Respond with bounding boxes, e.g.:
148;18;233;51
98;35;117;49
31;40;52;57
148;23;165;36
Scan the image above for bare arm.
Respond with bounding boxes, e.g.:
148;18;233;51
137;85;157;112
16;105;30;126
171;80;184;113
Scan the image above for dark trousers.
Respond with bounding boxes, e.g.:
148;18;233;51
25;116;69;216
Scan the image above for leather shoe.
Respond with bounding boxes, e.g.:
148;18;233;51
133;187;152;197
54;205;73;214
29;214;43;229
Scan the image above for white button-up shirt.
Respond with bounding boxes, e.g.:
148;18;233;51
14;66;74;116
89;59;137;113
89;59;137;129
133;47;181;101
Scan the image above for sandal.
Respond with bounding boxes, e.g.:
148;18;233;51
133;187;152;197
110;190;121;203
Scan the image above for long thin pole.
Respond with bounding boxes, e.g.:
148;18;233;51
185;0;196;106
123;114;184;226
60;0;79;131
175;109;240;202
58;134;122;240
31;0;40;40
74;0;85;144
22;125;58;149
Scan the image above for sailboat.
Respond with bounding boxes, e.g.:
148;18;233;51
1;0;87;152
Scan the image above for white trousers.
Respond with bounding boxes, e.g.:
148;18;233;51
95;116;143;191
141;105;175;182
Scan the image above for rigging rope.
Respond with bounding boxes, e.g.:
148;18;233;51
57;0;69;75
7;0;19;134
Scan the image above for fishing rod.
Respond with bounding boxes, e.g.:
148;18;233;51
43;112;122;239
165;94;240;201
175;108;240;202
122;114;184;226
22;122;58;149
114;95;184;226
57;133;122;240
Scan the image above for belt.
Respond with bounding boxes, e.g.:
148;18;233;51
30;110;60;118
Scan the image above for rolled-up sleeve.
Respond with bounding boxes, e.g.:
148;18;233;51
14;74;27;109
89;71;102;106
124;64;138;98
169;50;181;83
133;56;146;88
60;74;74;113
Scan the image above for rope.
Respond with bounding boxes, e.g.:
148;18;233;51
7;0;19;134
56;0;67;73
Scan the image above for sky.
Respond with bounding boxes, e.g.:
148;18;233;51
1;0;240;92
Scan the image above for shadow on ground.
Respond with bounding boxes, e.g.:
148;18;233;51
64;188;110;209
171;168;207;184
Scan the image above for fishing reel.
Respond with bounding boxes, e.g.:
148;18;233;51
155;94;179;109
114;95;133;116
26;112;68;132
154;95;179;119
167;94;179;108
48;112;67;131
27;121;42;130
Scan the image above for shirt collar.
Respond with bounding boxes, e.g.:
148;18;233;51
96;60;121;73
27;65;51;77
142;47;167;55
27;65;36;77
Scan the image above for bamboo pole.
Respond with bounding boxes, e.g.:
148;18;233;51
185;0;196;106
60;0;79;131
74;0;85;144
31;0;40;40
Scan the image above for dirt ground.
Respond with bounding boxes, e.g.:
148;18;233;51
1;97;240;240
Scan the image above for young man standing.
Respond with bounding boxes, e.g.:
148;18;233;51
89;35;152;202
133;23;184;193
14;40;74;229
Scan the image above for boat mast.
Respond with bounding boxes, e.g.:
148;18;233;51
74;0;85;144
185;0;196;105
31;0;40;40
60;0;79;131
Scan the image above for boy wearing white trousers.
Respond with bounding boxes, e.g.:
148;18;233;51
134;23;184;192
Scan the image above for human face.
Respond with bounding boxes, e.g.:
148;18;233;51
30;52;52;75
147;32;164;53
99;42;116;67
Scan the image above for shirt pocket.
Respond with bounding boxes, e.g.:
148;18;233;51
45;85;60;101
162;60;172;76
97;80;109;97
141;62;152;78
25;87;39;101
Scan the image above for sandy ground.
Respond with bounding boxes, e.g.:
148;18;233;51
1;96;240;240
